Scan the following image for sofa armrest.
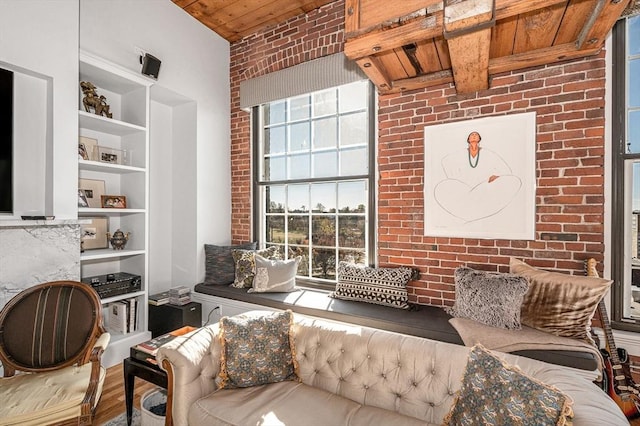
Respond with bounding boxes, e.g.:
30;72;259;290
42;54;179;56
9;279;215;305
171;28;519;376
157;325;221;426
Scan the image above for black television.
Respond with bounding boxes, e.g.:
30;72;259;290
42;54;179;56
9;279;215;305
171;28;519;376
0;67;12;213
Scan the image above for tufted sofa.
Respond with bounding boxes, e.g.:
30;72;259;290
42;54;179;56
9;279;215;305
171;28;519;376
157;311;627;426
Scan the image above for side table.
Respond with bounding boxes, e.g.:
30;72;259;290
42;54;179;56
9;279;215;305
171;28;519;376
123;356;167;426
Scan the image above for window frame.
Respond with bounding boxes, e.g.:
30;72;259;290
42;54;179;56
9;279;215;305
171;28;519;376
611;15;640;331
251;81;377;290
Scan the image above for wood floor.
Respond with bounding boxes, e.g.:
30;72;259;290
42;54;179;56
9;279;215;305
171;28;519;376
93;362;156;425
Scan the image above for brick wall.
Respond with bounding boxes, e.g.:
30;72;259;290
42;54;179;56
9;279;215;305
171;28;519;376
230;0;607;307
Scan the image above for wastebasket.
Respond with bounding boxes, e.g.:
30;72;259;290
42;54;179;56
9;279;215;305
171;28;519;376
141;387;167;426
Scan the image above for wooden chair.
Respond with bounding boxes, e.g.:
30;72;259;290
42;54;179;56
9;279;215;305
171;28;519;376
0;281;110;425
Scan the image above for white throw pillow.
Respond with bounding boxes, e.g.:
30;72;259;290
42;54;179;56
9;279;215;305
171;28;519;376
248;255;301;293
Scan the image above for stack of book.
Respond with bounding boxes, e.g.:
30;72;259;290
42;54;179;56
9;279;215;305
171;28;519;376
130;326;196;366
107;297;138;334
148;291;170;306
169;285;191;305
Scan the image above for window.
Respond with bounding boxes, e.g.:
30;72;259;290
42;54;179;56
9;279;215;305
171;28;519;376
612;14;640;329
253;81;375;287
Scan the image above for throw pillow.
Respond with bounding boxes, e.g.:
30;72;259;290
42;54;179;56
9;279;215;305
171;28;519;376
248;255;301;293
510;257;612;344
331;262;413;309
217;310;299;389
204;242;257;285
444;344;573;426
230;246;281;288
445;267;529;330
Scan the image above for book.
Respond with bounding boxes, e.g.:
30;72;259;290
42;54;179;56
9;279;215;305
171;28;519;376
148;291;170;306
108;301;128;334
131;326;197;362
169;286;190;296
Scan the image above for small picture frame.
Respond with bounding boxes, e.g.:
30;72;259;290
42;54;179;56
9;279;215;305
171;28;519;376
78;178;106;208
101;195;127;208
80;216;108;250
79;136;98;161
98;146;122;164
78;189;89;208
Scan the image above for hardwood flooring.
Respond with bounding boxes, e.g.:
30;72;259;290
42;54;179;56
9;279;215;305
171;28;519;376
93;362;156;425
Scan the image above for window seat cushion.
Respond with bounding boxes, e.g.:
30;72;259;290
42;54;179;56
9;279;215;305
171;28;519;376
193;284;598;371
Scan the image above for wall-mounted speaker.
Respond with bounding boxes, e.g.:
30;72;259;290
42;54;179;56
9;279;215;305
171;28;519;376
140;53;161;79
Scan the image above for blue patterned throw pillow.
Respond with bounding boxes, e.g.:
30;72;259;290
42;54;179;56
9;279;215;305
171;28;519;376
444;344;573;426
218;310;299;389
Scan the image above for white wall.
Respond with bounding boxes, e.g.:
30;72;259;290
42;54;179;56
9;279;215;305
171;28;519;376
80;0;231;288
0;0;79;219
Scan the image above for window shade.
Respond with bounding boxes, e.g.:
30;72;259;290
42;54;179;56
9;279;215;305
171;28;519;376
239;53;367;110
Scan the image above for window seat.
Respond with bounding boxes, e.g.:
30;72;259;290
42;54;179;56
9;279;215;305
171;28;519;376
193;283;599;372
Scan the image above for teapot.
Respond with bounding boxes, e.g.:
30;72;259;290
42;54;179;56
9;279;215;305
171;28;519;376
107;229;130;250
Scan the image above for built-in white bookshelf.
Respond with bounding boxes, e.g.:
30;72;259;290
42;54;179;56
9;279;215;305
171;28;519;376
78;51;153;367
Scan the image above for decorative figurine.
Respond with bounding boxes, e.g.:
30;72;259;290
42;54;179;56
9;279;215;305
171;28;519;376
80;81;113;118
107;229;130;250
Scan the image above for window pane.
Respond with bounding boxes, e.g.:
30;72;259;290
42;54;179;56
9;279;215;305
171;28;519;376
340;112;368;146
340;147;368;176
630;15;640;56
339;81;368;113
266;216;285;244
338;181;366;212
265;101;286;125
289;95;310;121
313;117;337;149
264;125;285;154
287;184;309;213
313;89;337;117
265;156;285;181
313;151;338;178
338;216;365;248
312;248;336;280
312;216;335;246
289;245;309;276
339;249;366;264
266;185;285;213
633;161;640;212
630;58;640;108
630;110;640;154
288;216;309;245
288;153;311;179
289;122;310;151
311;183;336;212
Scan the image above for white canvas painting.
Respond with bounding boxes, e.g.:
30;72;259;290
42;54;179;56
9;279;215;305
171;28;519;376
424;112;536;240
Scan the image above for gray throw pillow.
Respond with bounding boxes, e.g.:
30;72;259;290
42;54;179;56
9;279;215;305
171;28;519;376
445;267;529;329
204;242;256;285
331;262;413;309
248;255;301;293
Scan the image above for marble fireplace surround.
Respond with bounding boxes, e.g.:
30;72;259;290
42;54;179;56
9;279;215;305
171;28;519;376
0;219;81;311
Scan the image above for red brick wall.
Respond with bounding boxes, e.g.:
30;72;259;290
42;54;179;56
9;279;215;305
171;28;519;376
230;0;607;307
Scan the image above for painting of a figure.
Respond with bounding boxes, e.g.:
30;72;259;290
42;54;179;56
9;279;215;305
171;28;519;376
424;112;536;240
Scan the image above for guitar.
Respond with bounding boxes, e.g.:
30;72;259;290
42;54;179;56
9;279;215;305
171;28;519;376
586;258;640;419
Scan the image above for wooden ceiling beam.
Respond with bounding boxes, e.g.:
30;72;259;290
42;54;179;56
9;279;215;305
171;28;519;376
576;0;631;50
388;70;454;93
488;42;601;74
355;57;394;92
444;0;494;94
344;12;444;59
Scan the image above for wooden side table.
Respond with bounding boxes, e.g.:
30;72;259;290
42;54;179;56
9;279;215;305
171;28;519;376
123;356;167;426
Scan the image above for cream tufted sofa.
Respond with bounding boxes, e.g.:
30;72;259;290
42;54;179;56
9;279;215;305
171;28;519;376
157;311;627;426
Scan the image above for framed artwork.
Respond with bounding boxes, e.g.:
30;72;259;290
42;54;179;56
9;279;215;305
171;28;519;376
423;112;536;240
78;136;98;161
98;146;122;164
101;195;126;208
80;216;108;250
78;178;106;208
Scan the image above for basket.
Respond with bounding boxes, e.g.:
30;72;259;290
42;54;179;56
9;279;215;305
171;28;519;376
140;387;167;426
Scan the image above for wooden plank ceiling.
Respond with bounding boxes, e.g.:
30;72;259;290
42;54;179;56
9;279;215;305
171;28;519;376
344;0;632;94
172;0;336;42
173;0;632;95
